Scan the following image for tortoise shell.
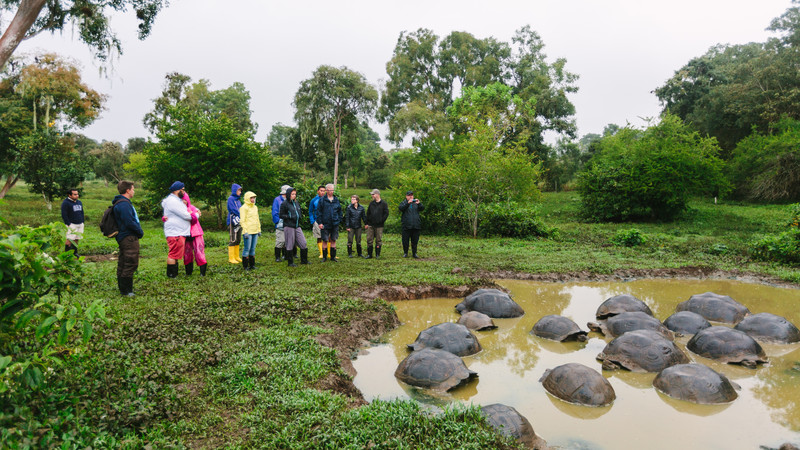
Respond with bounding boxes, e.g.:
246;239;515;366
734;312;800;344
687;326;768;368
394;348;478;391
531;315;588;342
675;292;750;324
456;288;524;318
653;363;739;404
596;329;689;373
539;362;616;407
458;311;498;331
595;294;653;320
407;322;482;356
480;403;547;449
590;311;674;341
663;311;712;336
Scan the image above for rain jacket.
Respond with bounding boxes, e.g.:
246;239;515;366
366;199;389;227
227;183;242;226
111;194;143;243
309;194;323;225
272;194;285;229
345;203;365;229
279;188;302;229
317;195;342;227
240;191;261;235
162;193;194;237
399;199;424;230
184;193;204;238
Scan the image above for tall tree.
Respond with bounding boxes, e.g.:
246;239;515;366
293;65;378;188
91;141;127;186
16;130;88;209
0;0;166;69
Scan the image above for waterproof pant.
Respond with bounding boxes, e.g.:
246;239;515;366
401;229;420;254
365;226;383;247
284;226;307;251
242;233;259;257
347;228;363;246
228;223;242;246
117;235;140;278
184;235;207;266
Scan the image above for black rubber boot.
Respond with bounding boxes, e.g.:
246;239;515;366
293;247;298;258
357;245;363;258
120;277;135;297
249;256;256;270
365;245;373;259
275;247;282;262
287;251;297;267
167;264;178;278
376;246;381;259
300;248;309;264
242;256;250;270
185;262;194;276
330;247;338;262
65;243;78;257
347;245;353;258
199;264;207;276
322;247;328;262
117;277;124;295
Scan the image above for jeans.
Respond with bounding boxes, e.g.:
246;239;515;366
242;233;259;257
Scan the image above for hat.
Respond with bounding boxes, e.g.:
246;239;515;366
405;190;414;196
280;185;291;195
169;181;185;192
370;189;380;195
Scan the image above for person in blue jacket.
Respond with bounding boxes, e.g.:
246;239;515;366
227;183;243;264
272;185;290;262
308;185;325;258
60;188;84;257
112;180;144;297
316;183;342;262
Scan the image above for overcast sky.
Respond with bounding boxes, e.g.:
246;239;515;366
9;0;795;148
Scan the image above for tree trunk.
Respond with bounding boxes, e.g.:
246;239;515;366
472;203;479;238
44;192;51;210
0;0;47;74
333;123;341;189
0;175;20;199
302;162;307;183
344;172;348;189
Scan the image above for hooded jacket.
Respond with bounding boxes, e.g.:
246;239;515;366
162;193;193;237
61;197;84;225
345;203;365;229
227;183;242;226
366;199;389;227
309;194;323;224
184;193;204;238
317;194;342;227
279;188;302;229
239;191;261;235
272;194;285;229
399;199;424;230
112;194;143;243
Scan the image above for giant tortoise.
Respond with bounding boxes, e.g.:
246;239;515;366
407;322;482;356
588;311;674;340
531;315;588;342
458;311;498;331
596;329;690;373
675;292;750;324
734;313;800;344
456;288;524;318
595;294;653;320
539;362;616;407
394;348;478;391
663;311;712;336
480;403;548;449
687;326;768;368
653;363;739;404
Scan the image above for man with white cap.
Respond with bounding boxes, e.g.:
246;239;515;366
272;184;291;262
161;181;197;278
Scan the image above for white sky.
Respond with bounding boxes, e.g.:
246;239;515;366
8;0;795;148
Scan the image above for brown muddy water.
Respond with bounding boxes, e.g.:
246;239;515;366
352;279;800;450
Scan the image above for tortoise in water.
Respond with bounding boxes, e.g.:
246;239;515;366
539;362;616;407
596;329;690;373
480;403;548;449
588;311;674;341
407;322;482;356
653;363;739;404
455;288;524;318
734;312;800;344
663;311;712;336
675;292;750;324
531;315;588;342
458;311;498;331
595;294;653;320
687;326;768;368
394;348;478;391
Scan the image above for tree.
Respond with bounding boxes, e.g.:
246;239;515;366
293;65;378;188
15;130;88;209
125;137;146;154
0;0;166;70
729;118;800;201
91;141;126;186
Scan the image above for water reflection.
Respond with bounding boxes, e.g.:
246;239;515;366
352;279;800;450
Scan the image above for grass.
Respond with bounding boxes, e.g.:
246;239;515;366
0;182;797;448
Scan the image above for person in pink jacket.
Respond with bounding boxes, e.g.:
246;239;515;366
182;192;207;276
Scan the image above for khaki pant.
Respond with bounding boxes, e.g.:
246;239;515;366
275;228;285;248
117;235;140;278
366;226;384;247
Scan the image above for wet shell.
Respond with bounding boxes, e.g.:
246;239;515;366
539;363;616;407
394;348;478;391
480;403;547;449
456;288;524;318
531;315;588;342
663;311;712;336
653;363;739;404
595;294;653;320
407;322;482;356
458;311;498;331
596;329;690;373
675;292;750;324
687;326;768;368
591;311;674;341
734;313;800;344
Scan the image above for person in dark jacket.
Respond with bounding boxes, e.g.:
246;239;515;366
399;190;424;258
364;189;389;259
345;194;366;258
112;180;144;296
61;188;84;257
272;185;290;262
279;187;309;267
316;183;342;262
227;183;243;264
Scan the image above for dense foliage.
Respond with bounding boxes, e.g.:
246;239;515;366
750;203;800;265
577;115;729;222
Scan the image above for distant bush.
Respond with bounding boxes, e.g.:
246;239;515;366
611;228;646;247
750;203;800;265
477;202;555;238
577;115;729;222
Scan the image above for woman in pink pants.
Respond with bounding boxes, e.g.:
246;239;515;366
183;192;208;276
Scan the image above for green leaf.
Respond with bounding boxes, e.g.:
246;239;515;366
57;320;69;345
35;315;58;340
82;321;93;344
15;309;41;330
0;355;11;371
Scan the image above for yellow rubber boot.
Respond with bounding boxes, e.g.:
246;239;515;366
318;241;324;258
234;245;243;262
228;246;239;264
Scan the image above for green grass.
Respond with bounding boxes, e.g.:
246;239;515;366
0;183;797;448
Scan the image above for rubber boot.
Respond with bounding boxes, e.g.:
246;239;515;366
357;245;363;258
365;245;373;259
167;264;178;278
185;262;194;276
249;256;256;270
274;247;282;262
228;246;239;264
300;248;309;264
330;247;338;262
120;277;135;297
287;251;297;267
322;247;328;262
242;255;250;270
234;245;242;263
376;246;381;259
293;247;298;259
117;277;124;295
347;245;353;258
318;241;324;259
199;264;207;276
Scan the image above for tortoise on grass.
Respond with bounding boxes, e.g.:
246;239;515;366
663;311;711;336
595;294;653;320
675;292;750;324
687;326;768;368
539;362;616;407
588;311;674;341
456;288;524;318
734;313;800;344
407;322;482;356
394;348;478;391
458;311;498;331
596;329;689;373
653;363;739;404
480;403;548;449
531;315;588;342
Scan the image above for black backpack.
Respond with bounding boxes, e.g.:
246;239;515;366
99;198;129;238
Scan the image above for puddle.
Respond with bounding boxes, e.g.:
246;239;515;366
352;279;800;449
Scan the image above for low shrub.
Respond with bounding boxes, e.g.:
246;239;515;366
477;202;554;238
749;203;800;265
611;228;647;247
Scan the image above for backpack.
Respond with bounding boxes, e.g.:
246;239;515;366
99;198;129;238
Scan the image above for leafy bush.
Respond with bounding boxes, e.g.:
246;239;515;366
577;115;730;221
477;202;555;238
750;203;800;265
729;118;800;201
611;228;647;247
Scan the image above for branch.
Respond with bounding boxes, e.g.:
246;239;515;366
0;0;48;69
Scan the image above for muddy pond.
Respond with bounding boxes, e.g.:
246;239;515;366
352;279;800;450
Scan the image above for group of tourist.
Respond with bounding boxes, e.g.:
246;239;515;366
93;179;424;296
